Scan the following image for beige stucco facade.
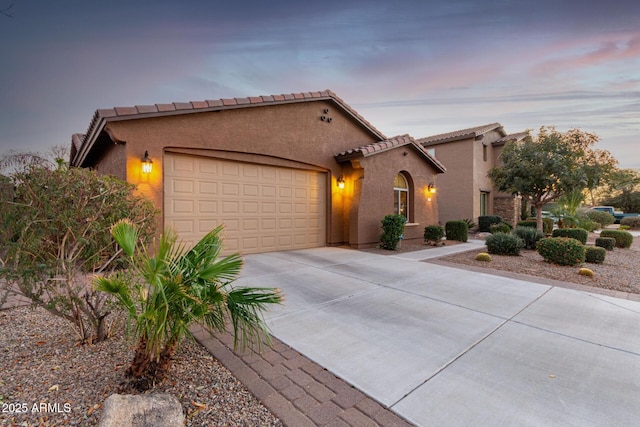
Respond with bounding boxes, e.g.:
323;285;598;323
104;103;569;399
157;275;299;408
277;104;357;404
418;124;525;227
71;91;445;254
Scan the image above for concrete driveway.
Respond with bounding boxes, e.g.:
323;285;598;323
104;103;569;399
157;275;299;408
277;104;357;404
235;244;640;426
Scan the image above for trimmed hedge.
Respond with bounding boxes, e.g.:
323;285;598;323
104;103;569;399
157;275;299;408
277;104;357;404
424;225;445;245
620;216;640;230
536;237;586;266
526;217;554;234
478;215;503;232
512;226;545;250
600;229;634;248
490;222;512;234
586;210;616;227
380;214;405;250
552;228;588;245
485;233;524;256
446;220;468;242
517;220;537;228
585;246;606;264
595;236;616;251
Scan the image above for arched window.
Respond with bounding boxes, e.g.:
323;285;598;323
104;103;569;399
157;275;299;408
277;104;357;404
394;173;409;220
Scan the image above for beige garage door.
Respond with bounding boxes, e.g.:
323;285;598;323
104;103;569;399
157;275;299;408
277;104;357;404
164;153;326;255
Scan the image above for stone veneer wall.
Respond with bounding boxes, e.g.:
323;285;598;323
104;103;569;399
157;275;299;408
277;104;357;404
494;195;521;226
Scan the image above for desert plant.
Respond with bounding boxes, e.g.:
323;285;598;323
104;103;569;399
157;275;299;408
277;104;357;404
446;220;468;242
94;220;282;384
536;237;586;266
552;228;588;245
585;210;616;227
462;218;477;231
512;226;545;250
490;222;512;234
380;214;406;250
423;225;445;246
517;220;537;229
475;252;492;262
579;268;594;277
620;217;640;230
525;217;554;234
600;229;633;248
485;233;524;256
0;153;156;343
478;215;503;232
595;237;616;251
585;246;606;264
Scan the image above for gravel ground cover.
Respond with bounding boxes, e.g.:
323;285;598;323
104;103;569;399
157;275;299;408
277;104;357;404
0;306;282;427
374;231;640;295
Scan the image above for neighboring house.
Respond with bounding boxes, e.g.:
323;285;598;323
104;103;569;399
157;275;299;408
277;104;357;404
417;124;527;227
70;90;445;255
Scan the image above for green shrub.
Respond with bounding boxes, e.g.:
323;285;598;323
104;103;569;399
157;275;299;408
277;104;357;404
446;220;468;242
424;225;445;245
620;225;630;230
620;216;640;230
517;220;537;228
380;214;406;250
490;222;512;234
552;228;588;245
585;246;606;264
600;229;633;248
591;222;602;231
595;236;616;251
462;218;477;231
512;226;545;250
586;210;616;227
485;233;524;256
478;215;503;232
537;237;586;266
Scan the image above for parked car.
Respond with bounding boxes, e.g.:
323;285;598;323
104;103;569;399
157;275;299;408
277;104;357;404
590;206;640;224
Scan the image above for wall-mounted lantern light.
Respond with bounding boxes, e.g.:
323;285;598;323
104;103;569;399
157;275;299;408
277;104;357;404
428;182;436;194
337;175;345;189
141;151;153;174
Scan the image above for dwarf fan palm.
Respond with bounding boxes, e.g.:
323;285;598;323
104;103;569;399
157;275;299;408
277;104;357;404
93;219;282;383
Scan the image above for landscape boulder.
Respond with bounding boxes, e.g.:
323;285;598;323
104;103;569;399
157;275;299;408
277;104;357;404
98;393;184;427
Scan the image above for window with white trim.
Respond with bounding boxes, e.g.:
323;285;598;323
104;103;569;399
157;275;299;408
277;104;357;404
394;173;409;220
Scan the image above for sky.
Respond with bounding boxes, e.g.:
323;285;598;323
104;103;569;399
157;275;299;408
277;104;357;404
1;0;639;168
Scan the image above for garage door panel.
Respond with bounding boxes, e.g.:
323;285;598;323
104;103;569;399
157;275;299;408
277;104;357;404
165;154;326;255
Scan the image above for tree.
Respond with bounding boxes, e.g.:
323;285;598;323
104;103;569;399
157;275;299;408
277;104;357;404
0;150;157;342
94;220;283;387
489;127;592;231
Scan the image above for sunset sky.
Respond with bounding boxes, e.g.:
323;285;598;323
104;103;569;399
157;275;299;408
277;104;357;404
1;0;639;168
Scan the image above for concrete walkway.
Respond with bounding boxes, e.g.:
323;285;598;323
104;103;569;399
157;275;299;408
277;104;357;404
215;241;640;426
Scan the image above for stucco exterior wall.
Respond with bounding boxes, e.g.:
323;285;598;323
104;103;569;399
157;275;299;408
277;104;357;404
81;99;440;249
429;139;474;224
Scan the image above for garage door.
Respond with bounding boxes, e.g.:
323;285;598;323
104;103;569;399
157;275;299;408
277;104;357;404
164;153;326;255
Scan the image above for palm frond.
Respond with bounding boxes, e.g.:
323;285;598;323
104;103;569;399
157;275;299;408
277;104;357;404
110;219;138;257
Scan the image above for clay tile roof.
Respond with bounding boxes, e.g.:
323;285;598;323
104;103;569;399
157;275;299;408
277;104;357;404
72;89;387;167
335;134;446;173
494;131;529;146
417;123;505;147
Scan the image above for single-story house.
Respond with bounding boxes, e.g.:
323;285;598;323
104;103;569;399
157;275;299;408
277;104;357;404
71;90;446;255
417;124;527;226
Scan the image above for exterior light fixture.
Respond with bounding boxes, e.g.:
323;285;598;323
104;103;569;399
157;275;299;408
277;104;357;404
337;175;345;189
141;151;153;174
428;182;436;194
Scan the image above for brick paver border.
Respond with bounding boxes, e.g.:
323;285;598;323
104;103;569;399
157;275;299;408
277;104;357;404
192;325;414;427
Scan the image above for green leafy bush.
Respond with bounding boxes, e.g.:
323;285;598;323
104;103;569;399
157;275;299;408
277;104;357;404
423;225;445;245
478;215;503;232
600;229;633;248
446;220;468;242
620;216;640;230
536;237;586;266
380;214;406;250
512;226;545;250
517;220;537;228
485;233;524;256
490;222;512;234
586;210;616;227
525;217;554;234
595;236;616;251
552;228;588;245
585;246;606;264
